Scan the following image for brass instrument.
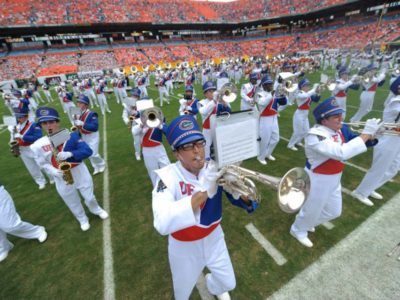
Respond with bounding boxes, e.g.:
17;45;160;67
218;165;310;213
49;130;74;185
166;63;172;69
128;115;135;129
141;107;164;128
131;66;138;74
344;121;400;136
217;83;237;103
276;72;298;97
182;61;189;69
69;107;81;132
9;126;20;157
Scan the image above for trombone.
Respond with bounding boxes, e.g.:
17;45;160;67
344;122;400;136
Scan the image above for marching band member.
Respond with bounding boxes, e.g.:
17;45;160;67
351;77;400;206
0;183;47;263
290;98;382;247
331;67;359;120
233;64;242;84
59;88;76;125
8;106;51;189
42;83;53;102
256;75;287;164
132;101;170;186
152;115;258;300
240;73;258;111
350;64;386;122
201;66;211;85
95;79;111;115
10;90;35;122
31;107;109;231
157;72;170;107
117;75;128;103
216;71;229;91
136;73;148;97
83;78;99;108
287;78;320;151
73;95;106;175
31;82;44;104
72;79;80;97
165;70;174;94
199;81;231;160
23;88;38;113
383;69;400;107
111;77;121;104
178;85;199;117
122;89;141;161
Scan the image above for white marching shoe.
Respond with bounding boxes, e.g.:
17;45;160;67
351;190;374;206
370;191;383;200
268;155;276;161
0;251;9;263
80;222;90;232
98;210;109;220
288;146;298;151
93;168;100;175
135;152;141;161
38;183;46;190
290;231;313;248
38;229;48;243
308;227;315;233
257;158;267;165
217;292;231;300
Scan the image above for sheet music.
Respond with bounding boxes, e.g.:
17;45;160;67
49;129;70;147
212;110;259;168
2;116;16;126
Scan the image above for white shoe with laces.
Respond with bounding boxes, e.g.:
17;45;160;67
370;191;383;200
351;190;374;206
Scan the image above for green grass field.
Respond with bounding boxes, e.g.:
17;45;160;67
0;69;399;300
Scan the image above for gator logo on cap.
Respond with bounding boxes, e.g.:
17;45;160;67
40;109;49;116
330;98;338;107
179;120;194;130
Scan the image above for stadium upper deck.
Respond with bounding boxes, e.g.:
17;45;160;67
0;0;351;26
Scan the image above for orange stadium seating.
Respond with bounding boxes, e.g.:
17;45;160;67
0;0;351;25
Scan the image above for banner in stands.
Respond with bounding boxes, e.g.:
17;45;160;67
37;75;66;85
66;73;79;81
0;80;18;91
15;79;29;88
78;70;103;79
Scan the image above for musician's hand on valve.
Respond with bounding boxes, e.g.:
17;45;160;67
361;118;383;137
74;120;84;126
57;151;73;161
13;133;22;139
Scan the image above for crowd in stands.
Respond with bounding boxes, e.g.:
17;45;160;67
0;0;351;25
0;19;399;81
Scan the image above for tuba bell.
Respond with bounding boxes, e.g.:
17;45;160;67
218;165;310;213
131;66;138;74
217;83;237;103
182;61;189;68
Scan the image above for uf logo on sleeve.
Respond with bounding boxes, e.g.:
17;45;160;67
179;182;194;196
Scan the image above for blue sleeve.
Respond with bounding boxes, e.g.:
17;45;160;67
378;79;385;87
22;123;42;143
311;94;320;103
68;132;93;161
82;112;99;132
224;190;258;213
217;103;231;115
275;96;287;106
341;124;378;147
347;83;360;91
191;99;199;115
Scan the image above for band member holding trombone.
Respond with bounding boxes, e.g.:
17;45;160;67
30;107;108;231
351;77;400;206
74;95;106;175
290;97;382;247
7;106;50;189
152;115;257;300
0;183;47;263
178;85;199;117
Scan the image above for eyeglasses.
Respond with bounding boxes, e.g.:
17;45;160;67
178;139;206;151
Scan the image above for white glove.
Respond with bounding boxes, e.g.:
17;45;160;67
362;118;383;136
14;133;22;139
222;184;241;200
74;120;84;126
49;167;63;178
57;151;73;161
198;161;223;198
7;125;14;133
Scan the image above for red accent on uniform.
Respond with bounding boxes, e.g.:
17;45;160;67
171;222;220;241
313;130;345;174
298;98;311;110
96;88;101;94
335;90;347;97
50;144;79;169
247;86;255;98
63;96;70;103
79;111;93;135
202;106;217;129
260;100;278;116
17;121;33;146
142;128;161;147
367;83;378;92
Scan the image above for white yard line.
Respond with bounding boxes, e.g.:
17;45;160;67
245;223;288;266
347;104;383;113
102;114;116;300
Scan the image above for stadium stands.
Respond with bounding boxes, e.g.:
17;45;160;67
0;0;351;25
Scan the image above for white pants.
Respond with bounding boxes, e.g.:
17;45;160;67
54;163;104;224
44;90;53;102
166;80;174;93
142;145;170;186
168;225;236;300
85;89;99;107
96;94;111;115
130;128;141;156
113;88;122;104
81;131;106;171
158;87;170;107
258;115;280;160
138;85;148;97
20;146;47;187
33;91;44;103
118;88;127;103
291;169;342;239
355;135;400;197
350;91;376;122
62;102;76;125
0;186;45;257
288;109;309;148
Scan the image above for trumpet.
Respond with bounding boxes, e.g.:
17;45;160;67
218;165;310;213
217;83;237;103
344;122;400;136
141;107;164;128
